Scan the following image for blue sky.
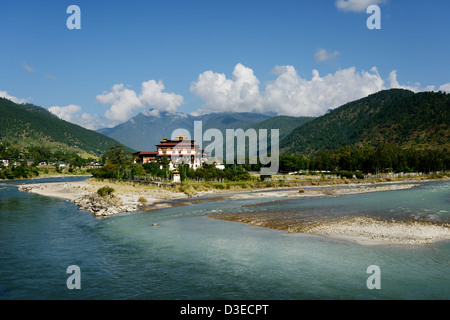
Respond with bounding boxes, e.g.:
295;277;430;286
1;0;449;129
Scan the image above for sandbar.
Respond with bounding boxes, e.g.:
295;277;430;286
15;177;450;245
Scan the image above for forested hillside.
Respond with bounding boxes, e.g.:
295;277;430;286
244;115;314;142
280;89;450;154
0;98;125;157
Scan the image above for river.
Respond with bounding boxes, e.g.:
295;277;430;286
0;177;449;300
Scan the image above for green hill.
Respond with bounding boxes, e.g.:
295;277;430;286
0;98;127;157
245;115;314;141
280;89;450;154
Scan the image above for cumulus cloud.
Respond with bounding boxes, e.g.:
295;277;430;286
190;63;447;117
263;65;386;116
139;80;184;113
335;0;385;12
48;104;81;121
48;104;105;130
190;63;262;115
0;90;29;104
315;49;341;63
387;70;436;92
96;84;143;125
96;80;184;127
78;113;106;130
438;83;450;93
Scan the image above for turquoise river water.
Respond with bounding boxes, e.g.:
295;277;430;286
0;177;449;300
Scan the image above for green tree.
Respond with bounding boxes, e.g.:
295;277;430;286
104;145;132;166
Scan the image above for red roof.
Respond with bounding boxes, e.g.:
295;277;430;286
134;151;158;156
134;136;205;158
155;142;198;147
167;138;195;143
155;153;202;157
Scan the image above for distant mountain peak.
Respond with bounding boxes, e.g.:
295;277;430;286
97;110;284;151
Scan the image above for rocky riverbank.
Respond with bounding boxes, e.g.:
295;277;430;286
17;179;188;217
16;176;450;245
17;178;422;217
73;194;140;217
306;216;450;245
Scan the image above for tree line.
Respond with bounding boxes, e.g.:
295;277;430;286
91;145;252;182
0;142;97;179
91;143;448;183
4;143;447;181
279;144;449;175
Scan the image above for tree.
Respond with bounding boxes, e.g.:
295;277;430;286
104;145;131;166
158;155;170;179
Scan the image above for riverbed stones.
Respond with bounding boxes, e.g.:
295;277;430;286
73;194;139;217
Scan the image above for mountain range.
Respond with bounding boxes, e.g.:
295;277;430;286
97;110;313;152
99;89;449;156
1;88;448;160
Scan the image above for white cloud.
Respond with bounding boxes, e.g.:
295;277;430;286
190;63;386;116
438;83;450;93
139;80;184;113
142;109;161;118
190;63;262;115
335;0;385;12
96;80;184;127
96;84;143;125
48;104;82;121
315;49;341;63
387;70;436;92
0;90;29;104
263;65;385;116
190;63;448;118
79;113;106;130
48;104;105;130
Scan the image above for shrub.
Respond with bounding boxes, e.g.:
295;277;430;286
335;170;354;179
138;196;147;203
354;170;364;179
97;186;115;197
